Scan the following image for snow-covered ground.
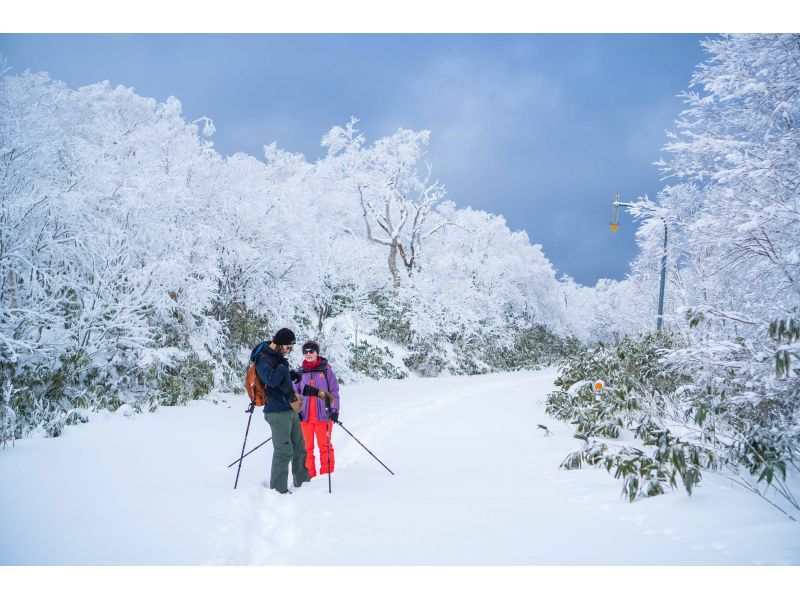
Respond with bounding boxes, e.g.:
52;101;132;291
1;368;797;565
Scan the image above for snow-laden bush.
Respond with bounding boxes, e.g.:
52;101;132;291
144;352;215;409
547;332;799;519
402;335;449;377
485;324;583;372
348;341;407;380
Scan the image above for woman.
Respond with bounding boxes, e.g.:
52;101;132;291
292;340;341;479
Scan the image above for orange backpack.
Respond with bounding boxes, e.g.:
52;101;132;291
245;363;268;406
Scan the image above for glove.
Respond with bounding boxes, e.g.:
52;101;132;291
330;411;339;423
288;393;303;413
290;369;301;383
320;391;332;410
302;384;320;397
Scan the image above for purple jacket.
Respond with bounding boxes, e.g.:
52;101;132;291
291;357;340;422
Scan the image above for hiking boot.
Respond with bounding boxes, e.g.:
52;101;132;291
262;480;291;494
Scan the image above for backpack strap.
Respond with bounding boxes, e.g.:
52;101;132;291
254;365;268;394
323;363;334;410
250;341;269;363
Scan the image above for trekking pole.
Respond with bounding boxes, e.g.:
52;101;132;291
227;436;272;468
335;421;395;475
234;402;256;490
324;394;333;494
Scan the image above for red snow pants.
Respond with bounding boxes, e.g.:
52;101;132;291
301;420;335;477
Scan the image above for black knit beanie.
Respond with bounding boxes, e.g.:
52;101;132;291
302;340;320;354
272;328;296;346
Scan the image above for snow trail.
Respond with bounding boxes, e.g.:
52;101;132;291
1;369;798;565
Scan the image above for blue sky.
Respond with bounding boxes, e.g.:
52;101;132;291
0;33;709;286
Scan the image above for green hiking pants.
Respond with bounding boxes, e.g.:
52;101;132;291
264;410;309;493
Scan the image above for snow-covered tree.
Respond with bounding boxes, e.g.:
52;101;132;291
0;60;587;439
549;35;800;517
321;119;448;291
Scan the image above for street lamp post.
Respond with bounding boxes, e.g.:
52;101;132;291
609;194;668;332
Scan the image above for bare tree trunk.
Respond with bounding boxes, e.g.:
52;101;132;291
388;243;401;293
6;271;16;310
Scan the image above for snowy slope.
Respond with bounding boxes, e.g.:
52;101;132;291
1;369;797;565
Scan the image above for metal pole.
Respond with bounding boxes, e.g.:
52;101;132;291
234;402;256;489
335;421;395;475
325;394;332;494
610;194;668;331
656;220;668;331
227;436;272;468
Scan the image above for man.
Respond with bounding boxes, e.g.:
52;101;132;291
253;327;310;494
